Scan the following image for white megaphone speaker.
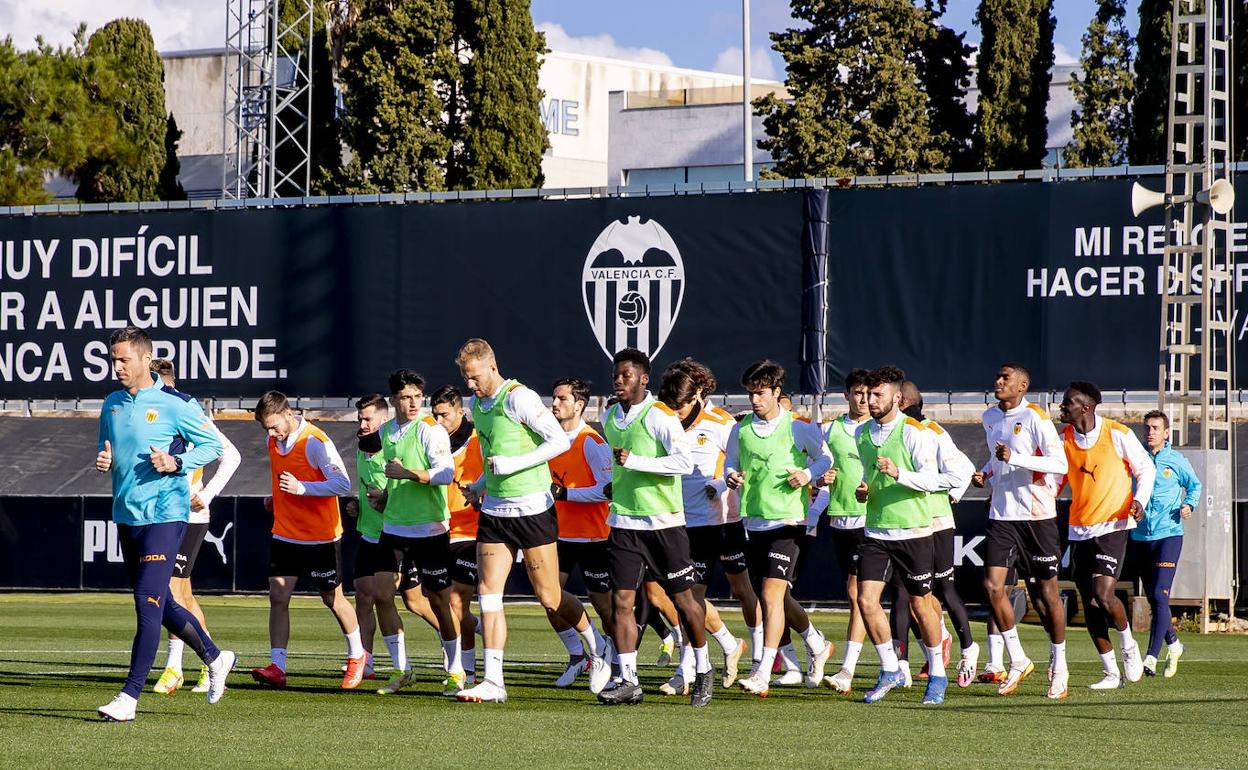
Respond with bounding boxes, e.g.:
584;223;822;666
1130;182;1168;216
1131;178;1236;217
1198;178;1236;215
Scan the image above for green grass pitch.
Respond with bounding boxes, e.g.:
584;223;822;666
1;593;1245;769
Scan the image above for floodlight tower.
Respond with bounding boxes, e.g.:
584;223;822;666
222;0;314;199
1133;0;1237;630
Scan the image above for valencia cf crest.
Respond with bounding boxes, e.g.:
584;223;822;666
1013;423;1022;435
582;216;685;361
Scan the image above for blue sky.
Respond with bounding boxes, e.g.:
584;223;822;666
531;0;1141;78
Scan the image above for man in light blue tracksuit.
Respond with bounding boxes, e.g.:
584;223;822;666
94;326;235;721
1133;410;1201;678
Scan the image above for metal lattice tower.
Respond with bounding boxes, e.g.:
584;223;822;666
1156;0;1236;628
223;0;314;199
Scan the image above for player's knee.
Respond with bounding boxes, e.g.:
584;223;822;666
857;593;881;615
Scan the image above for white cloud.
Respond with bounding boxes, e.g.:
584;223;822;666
1053;42;1078;66
712;45;778;81
0;0;218;52
536;21;674;66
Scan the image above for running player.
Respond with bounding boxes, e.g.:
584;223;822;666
853;366;948;706
899;381;977;685
94;327;234;721
430;384;483;686
727;360;834;697
809;368;870;693
250;391;365;690
658;364;751;693
453;339;609;703
149;359;241;696
547;377;616;688
597;348;713;706
973;362;1070;698
1135;409;1199;677
349;393;440;682
371;369;466;695
1058;381;1155;689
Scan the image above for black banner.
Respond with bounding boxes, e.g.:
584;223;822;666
826;177;1248;390
0;193;804;398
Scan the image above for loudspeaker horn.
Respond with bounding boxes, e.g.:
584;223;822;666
1131;182;1168;216
1197;178;1236;215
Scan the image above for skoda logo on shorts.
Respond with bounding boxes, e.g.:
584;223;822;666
582;216;685;360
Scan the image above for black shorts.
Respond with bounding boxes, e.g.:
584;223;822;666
745;524;804;585
558;539;611;594
268;538;342;593
379;531;453;593
607;526;696;594
858;535;935;596
986;518;1061;579
1073;530;1130;580
830;525;865;578
449;540;478;586
932;527;955;582
476;508;559;551
687;522;749;585
353;537;391;583
173;523;209;578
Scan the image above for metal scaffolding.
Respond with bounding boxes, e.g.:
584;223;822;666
222;0;314;199
1155;0;1237;629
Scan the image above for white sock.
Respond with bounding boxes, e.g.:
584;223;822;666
442;637;464;674
484;648;504;684
166;637;185;673
619;651;639;684
1001;627;1027;665
926;645;946;678
1168;639;1183;652
779;643;801;672
1114;624;1135;650
461;648;476;674
383;633;407;672
987;633;1004;669
679;643;695;680
749;625;764;663
799;625;826;656
345;628;364;659
875;642;899;672
842;640;863;674
557;627;584;657
693;644;712;675
710;625;738;655
579;624;605;657
271;647;287;672
1099;650;1119;676
1051;641;1067;673
760;646;778;675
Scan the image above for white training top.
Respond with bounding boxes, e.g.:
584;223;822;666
187;420;240;524
980;399;1067;522
680;404;736;529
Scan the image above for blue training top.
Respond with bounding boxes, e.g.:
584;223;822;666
97;375;223;526
1134;441;1201;542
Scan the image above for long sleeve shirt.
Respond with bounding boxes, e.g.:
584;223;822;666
472;381;571;517
99;377;223;526
724;410;833;531
980;399;1067;522
1135;441;1201;541
859;412;941;540
606;394;694;531
565;421;613;504
274;417;352;498
1063;416;1155;541
187;421;241;524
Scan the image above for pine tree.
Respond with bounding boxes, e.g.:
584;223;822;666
918;0;976;171
756;0;947;178
974;0;1056;169
1064;0;1133;167
159;113;187;200
451;0;547;190
0;27;121;205
339;0;457;193
1129;0;1170;164
74;18;167;202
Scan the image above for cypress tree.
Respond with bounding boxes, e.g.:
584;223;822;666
974;0;1056;169
159;112;187;200
1129;0;1170;164
756;0;947;178
75;18;167;202
1064;0;1134;168
451;0;547;190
